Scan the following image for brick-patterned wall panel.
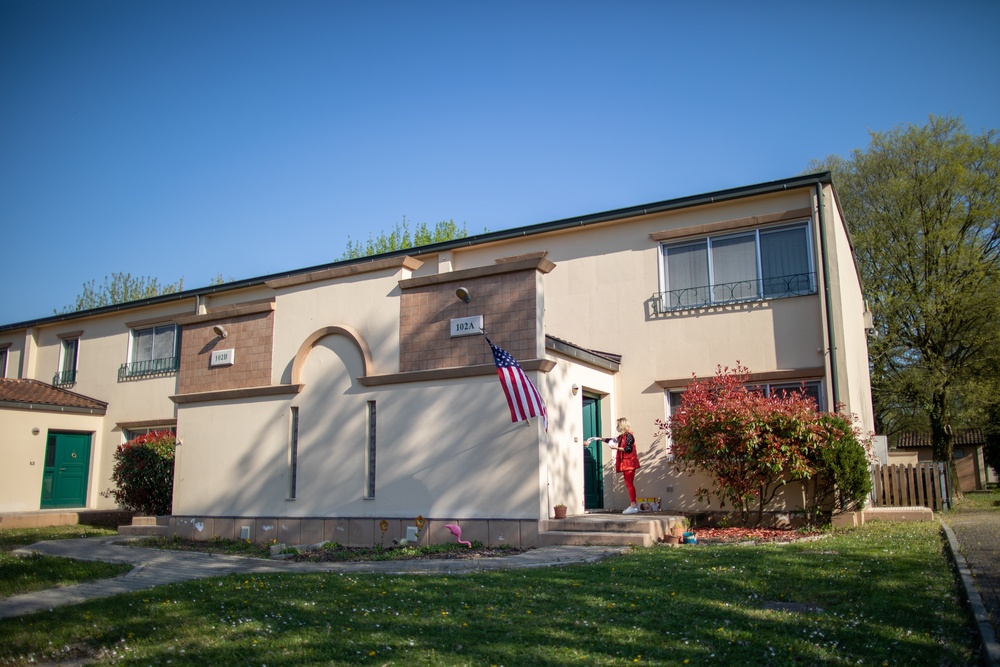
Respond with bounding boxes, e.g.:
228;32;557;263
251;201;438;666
400;270;537;373
177;311;274;394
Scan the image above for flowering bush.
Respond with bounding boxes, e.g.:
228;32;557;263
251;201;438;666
105;430;176;516
658;364;872;526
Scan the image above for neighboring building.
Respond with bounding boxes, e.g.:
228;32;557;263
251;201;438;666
0;172;875;545
892;430;993;492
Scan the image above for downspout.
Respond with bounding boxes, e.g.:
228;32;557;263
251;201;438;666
815;183;840;406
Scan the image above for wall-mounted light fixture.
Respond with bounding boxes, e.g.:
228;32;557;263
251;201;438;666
455;286;472;303
572;384;580;396
212;324;229;339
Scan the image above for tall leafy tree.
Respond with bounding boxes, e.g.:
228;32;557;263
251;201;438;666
811;116;1000;480
341;218;477;259
60;272;232;314
60;272;185;313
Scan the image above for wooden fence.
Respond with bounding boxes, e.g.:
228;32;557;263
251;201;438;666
870;462;953;511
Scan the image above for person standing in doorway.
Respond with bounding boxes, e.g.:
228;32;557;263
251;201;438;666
607;417;641;514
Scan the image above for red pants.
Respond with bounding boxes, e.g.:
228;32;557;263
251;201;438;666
622;470;637;504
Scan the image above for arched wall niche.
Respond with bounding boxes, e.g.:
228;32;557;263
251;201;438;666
290;325;374;385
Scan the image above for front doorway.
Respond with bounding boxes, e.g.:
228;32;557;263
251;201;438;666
40;432;92;509
582;394;604;510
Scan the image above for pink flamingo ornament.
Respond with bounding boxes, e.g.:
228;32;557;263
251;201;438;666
444;523;472;548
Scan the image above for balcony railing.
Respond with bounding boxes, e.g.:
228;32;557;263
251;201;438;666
653;272;816;313
118;356;180;381
52;369;77;385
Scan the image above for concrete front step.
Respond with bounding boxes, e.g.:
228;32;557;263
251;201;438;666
117;524;171;537
539;530;653;547
539;515;684;547
131;516;171;527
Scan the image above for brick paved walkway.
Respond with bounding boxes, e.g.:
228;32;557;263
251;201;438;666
941;498;1000;666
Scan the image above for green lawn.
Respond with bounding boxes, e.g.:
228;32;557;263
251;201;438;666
0;525;132;599
0;521;980;666
953;487;1000;512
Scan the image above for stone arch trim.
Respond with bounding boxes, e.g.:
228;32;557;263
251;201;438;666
291;325;373;385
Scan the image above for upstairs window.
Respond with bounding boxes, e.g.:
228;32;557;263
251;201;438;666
0;346;7;378
119;324;180;380
54;337;79;385
659;223;815;311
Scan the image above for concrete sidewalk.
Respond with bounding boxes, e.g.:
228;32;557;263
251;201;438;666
0;537;626;619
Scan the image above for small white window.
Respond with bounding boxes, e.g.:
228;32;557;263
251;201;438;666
55;337;79;385
365;401;376;498
288;407;299;500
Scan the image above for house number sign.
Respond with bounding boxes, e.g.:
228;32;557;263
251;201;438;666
450;316;484;337
210;349;236;367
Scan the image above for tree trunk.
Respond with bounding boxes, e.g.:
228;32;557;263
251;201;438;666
930;387;961;499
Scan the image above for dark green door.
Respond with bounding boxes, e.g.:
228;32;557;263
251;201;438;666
40;432;92;509
583;395;604;510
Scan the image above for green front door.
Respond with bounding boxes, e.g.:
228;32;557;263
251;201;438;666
583;395;604;510
40;432;92;509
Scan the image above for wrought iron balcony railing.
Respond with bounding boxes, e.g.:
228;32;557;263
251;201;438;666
653;272;816;313
118;356;180;381
52;369;77;385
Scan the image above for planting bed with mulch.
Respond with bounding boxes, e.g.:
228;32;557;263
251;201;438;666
692;526;825;544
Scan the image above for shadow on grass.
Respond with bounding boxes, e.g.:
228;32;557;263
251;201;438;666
0;522;980;666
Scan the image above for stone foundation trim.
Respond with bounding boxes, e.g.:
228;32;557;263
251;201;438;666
164;516;544;549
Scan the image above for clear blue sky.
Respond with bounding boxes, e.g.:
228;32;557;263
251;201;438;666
2;1;998;325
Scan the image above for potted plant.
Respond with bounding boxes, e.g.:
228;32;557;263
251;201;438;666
553;503;568;519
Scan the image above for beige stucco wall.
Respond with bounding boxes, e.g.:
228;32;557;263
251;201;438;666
822;185;876;435
0;408;104;512
175;328;552;520
542;350;617;514
440;188;850;513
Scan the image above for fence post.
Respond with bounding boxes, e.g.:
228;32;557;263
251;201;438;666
937;462;949;511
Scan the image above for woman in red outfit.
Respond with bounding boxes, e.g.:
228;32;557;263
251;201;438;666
608;417;641;514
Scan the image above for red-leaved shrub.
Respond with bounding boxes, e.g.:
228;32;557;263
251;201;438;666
106;430;176;516
659;364;871;526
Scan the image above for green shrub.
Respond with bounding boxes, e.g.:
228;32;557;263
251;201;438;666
813;413;873;513
105;430;176;516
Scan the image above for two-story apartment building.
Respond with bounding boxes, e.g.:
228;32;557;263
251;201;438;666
0;172;875;546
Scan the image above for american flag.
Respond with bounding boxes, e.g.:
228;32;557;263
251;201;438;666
486;337;548;432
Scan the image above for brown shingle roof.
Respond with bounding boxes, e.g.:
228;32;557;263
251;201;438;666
895;429;986;449
0;378;107;414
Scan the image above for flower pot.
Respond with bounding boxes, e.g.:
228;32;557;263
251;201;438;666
664;534;682;545
553;506;567;519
